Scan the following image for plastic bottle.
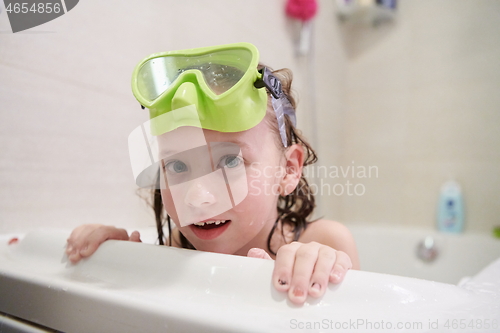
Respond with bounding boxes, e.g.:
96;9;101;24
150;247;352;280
437;180;464;233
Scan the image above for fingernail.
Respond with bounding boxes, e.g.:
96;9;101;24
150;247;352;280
80;246;88;254
278;278;288;286
331;272;341;281
65;245;73;254
311;282;321;292
293;288;305;298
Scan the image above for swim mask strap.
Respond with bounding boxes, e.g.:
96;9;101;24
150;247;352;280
254;67;297;147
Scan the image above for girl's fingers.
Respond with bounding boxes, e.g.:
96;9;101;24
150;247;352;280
66;225;129;263
67;248;83;263
66;224;102;258
78;226;129;258
329;250;352;283
129;231;142;243
272;242;302;293
247;248;272;260
287;242;321;304
308;246;337;298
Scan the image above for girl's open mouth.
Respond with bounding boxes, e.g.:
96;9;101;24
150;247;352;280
193;220;230;229
189;220;231;240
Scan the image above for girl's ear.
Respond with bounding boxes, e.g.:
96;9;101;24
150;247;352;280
280;144;305;196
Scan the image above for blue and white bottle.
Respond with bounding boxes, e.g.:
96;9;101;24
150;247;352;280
437;180;464;233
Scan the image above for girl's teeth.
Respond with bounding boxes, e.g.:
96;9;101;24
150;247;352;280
194;220;227;226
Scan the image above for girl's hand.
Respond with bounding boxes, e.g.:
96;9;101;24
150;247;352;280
65;224;141;263
250;242;352;305
274;242;352;304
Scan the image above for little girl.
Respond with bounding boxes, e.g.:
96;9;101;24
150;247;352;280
66;42;359;305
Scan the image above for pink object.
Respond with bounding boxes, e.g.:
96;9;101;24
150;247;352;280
8;237;19;245
285;0;318;21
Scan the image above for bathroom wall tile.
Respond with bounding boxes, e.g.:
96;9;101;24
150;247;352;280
400;160;500;233
405;79;500;162
345;32;412;93
0;64;153;233
297;0;347;221
3;0;499;235
408;0;500;89
0;0;322;233
335;0;500;232
456;161;500;233
336;158;405;226
343;88;409;159
399;161;449;230
341;2;412;91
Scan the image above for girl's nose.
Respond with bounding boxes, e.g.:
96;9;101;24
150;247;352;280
184;181;216;207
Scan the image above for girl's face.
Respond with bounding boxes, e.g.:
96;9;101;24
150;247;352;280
159;118;288;255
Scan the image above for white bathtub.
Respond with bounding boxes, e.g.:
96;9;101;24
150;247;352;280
1;230;499;332
348;225;500;284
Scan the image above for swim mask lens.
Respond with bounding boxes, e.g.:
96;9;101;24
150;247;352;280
136;48;253;101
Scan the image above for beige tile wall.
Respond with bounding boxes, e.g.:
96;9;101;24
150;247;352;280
324;0;500;232
1;0;498;234
0;0;342;233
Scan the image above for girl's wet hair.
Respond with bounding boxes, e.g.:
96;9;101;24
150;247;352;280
145;66;318;254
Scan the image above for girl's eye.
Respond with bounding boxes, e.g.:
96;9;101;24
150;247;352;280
165;160;188;173
218;155;242;169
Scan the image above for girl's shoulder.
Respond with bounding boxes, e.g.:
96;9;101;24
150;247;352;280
299;219;354;246
299;219;359;268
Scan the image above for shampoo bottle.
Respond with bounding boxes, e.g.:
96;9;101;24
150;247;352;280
437;180;464;233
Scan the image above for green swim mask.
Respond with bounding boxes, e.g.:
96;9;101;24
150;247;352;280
131;42;268;133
